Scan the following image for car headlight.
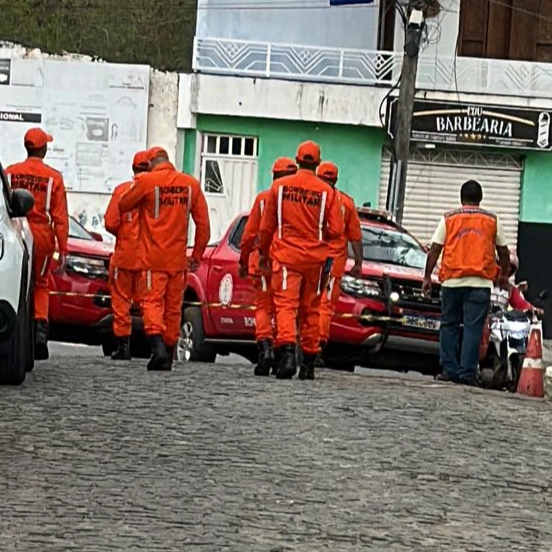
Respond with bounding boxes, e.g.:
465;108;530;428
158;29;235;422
66;255;108;279
341;276;381;298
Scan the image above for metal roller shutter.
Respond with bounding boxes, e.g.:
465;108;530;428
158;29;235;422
379;148;523;249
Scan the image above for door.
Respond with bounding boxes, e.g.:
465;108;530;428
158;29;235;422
206;215;257;337
379;148;523;249
200;133;258;242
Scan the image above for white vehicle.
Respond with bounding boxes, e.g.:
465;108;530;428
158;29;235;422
0;165;35;385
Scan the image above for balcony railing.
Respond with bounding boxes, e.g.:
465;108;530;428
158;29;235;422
193;36;552;99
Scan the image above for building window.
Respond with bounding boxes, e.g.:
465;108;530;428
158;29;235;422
200;133;258;195
204;159;224;194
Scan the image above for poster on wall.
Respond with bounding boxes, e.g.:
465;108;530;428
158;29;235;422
0;57;149;194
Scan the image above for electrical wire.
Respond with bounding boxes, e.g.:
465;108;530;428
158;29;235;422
379;73;401;130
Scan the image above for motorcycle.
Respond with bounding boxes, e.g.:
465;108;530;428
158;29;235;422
478;289;549;392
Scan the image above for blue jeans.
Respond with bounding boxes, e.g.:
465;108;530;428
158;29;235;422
440;287;491;382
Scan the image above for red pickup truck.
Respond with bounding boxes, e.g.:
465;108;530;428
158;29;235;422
180;207;442;375
48;217;147;356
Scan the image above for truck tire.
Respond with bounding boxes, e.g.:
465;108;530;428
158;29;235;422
0;292;29;386
178;307;216;363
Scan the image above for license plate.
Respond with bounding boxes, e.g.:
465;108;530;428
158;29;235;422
403;315;441;331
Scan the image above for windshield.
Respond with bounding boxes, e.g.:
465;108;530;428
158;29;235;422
69;217;94;241
354;225;427;270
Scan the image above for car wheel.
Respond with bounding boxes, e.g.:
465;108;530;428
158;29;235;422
177;307;216;363
0;294;28;386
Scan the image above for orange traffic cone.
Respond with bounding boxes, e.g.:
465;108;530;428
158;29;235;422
517;324;545;399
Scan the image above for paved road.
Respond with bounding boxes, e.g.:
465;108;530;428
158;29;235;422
1;345;552;551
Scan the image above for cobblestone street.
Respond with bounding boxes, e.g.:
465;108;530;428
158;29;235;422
1;344;552;551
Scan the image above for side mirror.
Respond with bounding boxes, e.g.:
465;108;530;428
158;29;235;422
89;231;104;242
10;189;34;218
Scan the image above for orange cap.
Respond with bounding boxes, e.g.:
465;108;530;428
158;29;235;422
24;128;53;149
317;161;338;182
147;146;169;161
272;156;297;174
132;150;150;169
296;140;321;165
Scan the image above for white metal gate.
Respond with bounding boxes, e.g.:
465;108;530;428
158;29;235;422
379;148;523;248
199;134;258;242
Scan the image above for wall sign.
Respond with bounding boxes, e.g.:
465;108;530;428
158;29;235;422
387;98;552;151
0;57;149;194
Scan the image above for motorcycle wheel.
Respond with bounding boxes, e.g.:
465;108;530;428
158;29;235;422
481;348;507;390
507;354;524;393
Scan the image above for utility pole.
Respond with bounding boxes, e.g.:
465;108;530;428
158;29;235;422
387;1;426;225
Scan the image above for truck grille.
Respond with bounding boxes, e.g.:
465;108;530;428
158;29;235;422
390;279;441;312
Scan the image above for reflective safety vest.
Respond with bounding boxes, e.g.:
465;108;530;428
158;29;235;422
439;207;498;282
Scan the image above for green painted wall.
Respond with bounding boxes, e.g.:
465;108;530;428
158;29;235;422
189;115;385;207
520;152;552;223
183;129;197;176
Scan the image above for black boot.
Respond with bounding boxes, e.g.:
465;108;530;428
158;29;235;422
272;347;281;376
299;352;317;381
111;337;131;361
147;335;172;371
276;344;297;380
166;345;175;369
254;340;275;377
314;341;327;368
34;320;49;361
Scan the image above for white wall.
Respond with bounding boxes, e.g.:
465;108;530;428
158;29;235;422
178;73;389;129
196;0;380;50
147;70;179;162
70;69;179;241
177;68;552;137
0;44;180;239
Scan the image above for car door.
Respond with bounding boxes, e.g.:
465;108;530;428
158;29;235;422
206;215;257;337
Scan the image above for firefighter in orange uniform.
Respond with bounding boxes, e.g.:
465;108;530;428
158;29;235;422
316;162;363;365
259;141;344;380
239;157;297;377
6;128;69;360
119;147;210;371
104;151;150;361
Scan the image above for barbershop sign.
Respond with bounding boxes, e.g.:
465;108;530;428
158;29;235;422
387;98;552;151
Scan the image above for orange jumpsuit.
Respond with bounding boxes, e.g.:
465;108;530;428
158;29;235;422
240;189;273;343
119;162;210;347
104;180;141;338
259;169;344;354
319;191;362;343
6;158;68;321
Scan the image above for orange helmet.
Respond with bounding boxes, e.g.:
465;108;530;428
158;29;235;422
296;141;321;165
147;146;169;161
132;150;150;171
272;156;297;175
317;161;338;183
